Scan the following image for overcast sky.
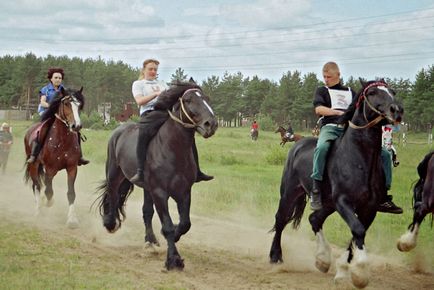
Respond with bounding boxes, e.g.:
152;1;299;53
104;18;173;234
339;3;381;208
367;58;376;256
2;0;434;83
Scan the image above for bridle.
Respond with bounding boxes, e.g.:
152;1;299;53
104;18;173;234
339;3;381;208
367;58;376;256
167;88;201;129
349;82;393;129
55;95;80;129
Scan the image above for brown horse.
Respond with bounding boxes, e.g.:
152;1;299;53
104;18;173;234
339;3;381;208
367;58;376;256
24;87;85;228
275;126;303;146
397;151;434;252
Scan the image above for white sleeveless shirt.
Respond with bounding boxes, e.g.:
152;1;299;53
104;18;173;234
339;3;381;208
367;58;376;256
132;79;169;115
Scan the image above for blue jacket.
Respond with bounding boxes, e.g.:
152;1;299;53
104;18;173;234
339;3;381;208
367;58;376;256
38;83;64;114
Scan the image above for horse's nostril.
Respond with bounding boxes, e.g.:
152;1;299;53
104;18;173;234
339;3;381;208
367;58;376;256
204;121;210;128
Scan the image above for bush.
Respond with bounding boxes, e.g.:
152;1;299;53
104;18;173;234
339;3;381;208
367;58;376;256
256;114;276;131
265;146;287;165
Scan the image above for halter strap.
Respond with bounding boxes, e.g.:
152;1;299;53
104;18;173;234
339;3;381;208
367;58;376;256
167;88;202;129
351;82;389;130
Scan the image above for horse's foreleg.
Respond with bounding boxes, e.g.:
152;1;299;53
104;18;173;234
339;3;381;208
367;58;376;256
309;207;335;273
174;192;192;243
66;166;79;229
335;196;370;289
153;190;184;270
397;202;428;252
348;209;376;289
143;189;159;246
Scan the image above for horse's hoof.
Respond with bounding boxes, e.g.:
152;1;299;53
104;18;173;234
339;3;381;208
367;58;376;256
350;271;369;289
145;234;160;247
269;251;283;264
46;198;54;207
67;220;79;229
315;259;330;273
165;255;184;270
103;215;120;233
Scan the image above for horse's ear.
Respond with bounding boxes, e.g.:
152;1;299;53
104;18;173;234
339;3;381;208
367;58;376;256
79;86;83;93
189;77;196;84
60;86;66;96
359;77;367;87
378;78;386;84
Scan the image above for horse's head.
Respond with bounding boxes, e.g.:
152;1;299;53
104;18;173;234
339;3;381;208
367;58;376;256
274;126;284;133
354;79;404;127
169;84;218;138
42;87;85;132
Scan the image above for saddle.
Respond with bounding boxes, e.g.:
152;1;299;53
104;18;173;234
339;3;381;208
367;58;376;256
28;118;53;146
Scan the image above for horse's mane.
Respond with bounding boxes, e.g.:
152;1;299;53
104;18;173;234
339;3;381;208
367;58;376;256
40;88;85;122
417;150;434;179
154;82;202;110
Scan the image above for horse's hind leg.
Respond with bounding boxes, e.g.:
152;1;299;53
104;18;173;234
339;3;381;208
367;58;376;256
28;164;43;216
269;186;305;264
174;191;192;243
65;166;79;229
143;189;159;246
153;189;184;270
44;174;55;207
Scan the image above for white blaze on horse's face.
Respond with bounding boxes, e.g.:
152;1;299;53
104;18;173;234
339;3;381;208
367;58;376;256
194;90;214;116
71;97;81;127
377;86;395;100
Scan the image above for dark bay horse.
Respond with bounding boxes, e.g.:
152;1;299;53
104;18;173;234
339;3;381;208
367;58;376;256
275;126;303;146
269;80;403;288
97;83;217;270
24;87;85;228
397;151;434;252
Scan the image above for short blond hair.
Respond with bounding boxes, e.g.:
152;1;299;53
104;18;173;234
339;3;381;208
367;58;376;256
322;62;340;74
139;59;160;80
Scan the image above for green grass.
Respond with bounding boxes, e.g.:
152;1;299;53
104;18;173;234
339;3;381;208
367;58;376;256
1;119;433;287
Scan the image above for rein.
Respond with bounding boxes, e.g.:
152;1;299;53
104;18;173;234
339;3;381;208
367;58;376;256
349;82;389;129
167;88;201;129
55;96;72;128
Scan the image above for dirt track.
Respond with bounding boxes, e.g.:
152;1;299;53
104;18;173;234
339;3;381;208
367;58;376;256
0;165;433;290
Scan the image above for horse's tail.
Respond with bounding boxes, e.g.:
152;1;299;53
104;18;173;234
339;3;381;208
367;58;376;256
23;162;45;188
95;178;134;229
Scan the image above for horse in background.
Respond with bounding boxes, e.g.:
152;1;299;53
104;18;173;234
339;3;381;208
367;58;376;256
269;80;403;288
97;82;217;270
275;126;303;146
251;128;258;141
312;124;320;137
397;151;434;252
24;87;85;228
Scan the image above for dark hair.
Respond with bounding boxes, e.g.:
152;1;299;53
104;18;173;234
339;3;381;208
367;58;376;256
47;68;65;80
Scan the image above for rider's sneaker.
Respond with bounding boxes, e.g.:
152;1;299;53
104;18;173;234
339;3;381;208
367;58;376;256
310;189;322;211
378;195;403;214
78;157;90;166
26;155;36;164
196;172;214;182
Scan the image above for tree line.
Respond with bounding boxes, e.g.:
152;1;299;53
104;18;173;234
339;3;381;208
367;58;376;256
0;53;433;131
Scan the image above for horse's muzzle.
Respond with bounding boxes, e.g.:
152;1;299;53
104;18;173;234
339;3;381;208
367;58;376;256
197;118;218;138
70;124;82;132
389;103;404;124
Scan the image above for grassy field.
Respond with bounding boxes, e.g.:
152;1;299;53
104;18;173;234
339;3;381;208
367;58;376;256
0;120;433;288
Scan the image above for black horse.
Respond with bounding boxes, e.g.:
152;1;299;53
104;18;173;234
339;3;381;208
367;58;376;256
97;83;217;270
269;80;403;288
397;151;434;252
